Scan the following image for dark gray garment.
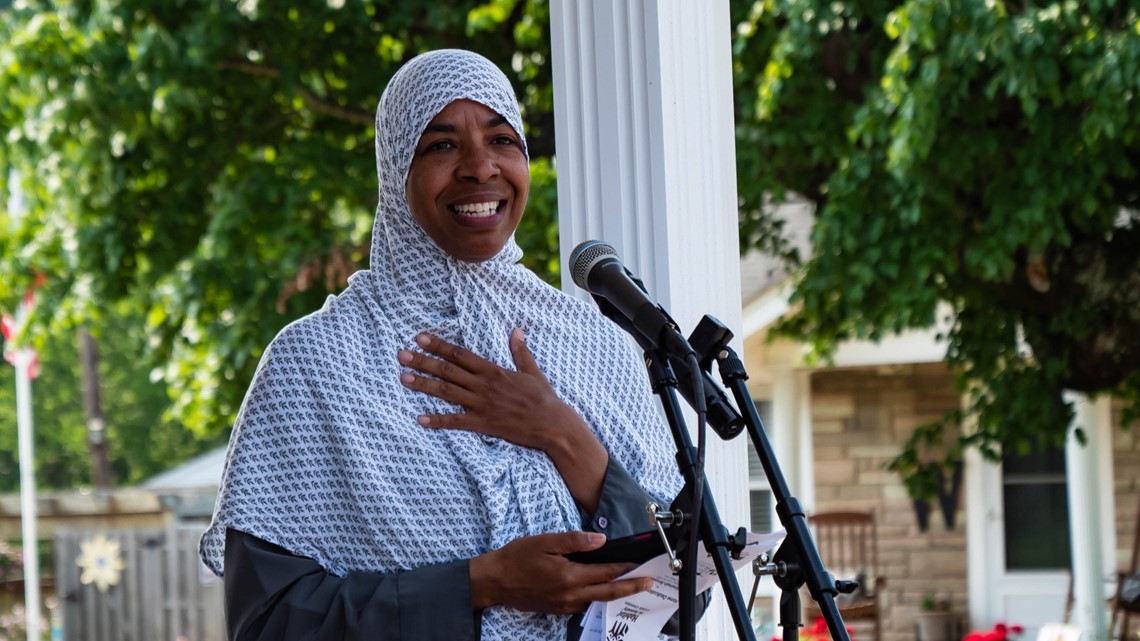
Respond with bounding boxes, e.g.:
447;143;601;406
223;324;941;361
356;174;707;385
223;457;674;641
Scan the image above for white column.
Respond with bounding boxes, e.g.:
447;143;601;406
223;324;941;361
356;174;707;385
795;371;814;511
551;2;745;638
770;369;812;503
964;442;996;629
767;368;810;629
1065;391;1109;640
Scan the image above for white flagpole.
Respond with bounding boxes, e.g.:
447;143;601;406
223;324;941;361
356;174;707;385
7;170;41;641
13;347;40;641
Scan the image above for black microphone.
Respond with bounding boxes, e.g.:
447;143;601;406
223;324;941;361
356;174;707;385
569;240;694;357
569;240;745;439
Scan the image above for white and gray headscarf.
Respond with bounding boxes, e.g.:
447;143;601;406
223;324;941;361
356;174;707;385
200;49;682;640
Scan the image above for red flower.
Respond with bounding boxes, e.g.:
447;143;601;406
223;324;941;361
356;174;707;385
790;617;856;641
962;621;1023;641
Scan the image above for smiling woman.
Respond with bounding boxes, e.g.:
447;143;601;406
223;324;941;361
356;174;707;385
405;99;531;263
198;49;688;641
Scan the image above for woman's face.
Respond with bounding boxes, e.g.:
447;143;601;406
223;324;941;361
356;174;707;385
405;99;529;263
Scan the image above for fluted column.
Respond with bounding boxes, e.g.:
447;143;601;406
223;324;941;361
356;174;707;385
1065;392;1112;640
551;2;746;638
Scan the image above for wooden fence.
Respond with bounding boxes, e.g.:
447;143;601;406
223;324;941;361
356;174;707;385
54;525;224;641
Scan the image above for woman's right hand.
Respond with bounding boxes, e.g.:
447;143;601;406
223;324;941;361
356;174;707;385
399;330;611;512
469;532;652;614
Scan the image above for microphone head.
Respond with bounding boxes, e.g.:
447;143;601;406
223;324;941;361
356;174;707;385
569;240;619;291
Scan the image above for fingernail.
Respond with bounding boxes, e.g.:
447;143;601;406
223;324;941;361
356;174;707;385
416;334;430;346
641;579;654;591
514;328;526;342
417;415;431;426
400;373;414;384
587;533;606;546
397;350;412;363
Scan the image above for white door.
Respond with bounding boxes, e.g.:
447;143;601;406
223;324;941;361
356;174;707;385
967;399;1117;640
968;447;1072;640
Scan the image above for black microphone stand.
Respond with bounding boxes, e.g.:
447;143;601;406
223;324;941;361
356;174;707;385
596;292;855;641
688;315;854;641
640;350;758;641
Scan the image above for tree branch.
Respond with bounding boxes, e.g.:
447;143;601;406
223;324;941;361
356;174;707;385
216;60;281;78
294;86;373;127
217;60;373;127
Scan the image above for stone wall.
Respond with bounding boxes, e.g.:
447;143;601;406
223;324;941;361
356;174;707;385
1113;400;1140;610
810;363;966;641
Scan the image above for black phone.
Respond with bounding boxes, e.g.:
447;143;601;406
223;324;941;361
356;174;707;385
565;527;680;565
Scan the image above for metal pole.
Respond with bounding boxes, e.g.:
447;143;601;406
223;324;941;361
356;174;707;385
79;327;114;489
14;348;41;641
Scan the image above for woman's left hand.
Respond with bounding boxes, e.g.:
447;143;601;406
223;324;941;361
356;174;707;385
398;329;609;510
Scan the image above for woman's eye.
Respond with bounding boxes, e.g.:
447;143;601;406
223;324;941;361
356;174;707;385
493;135;517;146
424;140;454;152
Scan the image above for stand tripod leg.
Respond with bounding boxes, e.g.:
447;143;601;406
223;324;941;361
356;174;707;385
711;336;851;641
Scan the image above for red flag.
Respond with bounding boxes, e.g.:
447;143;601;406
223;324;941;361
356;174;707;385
3;276;43;379
26;351;39;379
0;314;14;341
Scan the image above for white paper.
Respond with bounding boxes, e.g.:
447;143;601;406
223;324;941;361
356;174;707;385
579;529;785;641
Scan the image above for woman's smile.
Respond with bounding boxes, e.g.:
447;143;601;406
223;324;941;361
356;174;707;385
451;200;504;219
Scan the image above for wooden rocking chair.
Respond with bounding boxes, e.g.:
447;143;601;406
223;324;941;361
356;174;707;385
1111;493;1140;640
803;511;885;641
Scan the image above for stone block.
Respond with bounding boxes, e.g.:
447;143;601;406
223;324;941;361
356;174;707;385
907;550;967;578
850;444;904;459
813;394;855;419
814;486;840;501
859;470;902;486
815;459;858;485
813;418;847;434
812;445;847;460
883;484;911;501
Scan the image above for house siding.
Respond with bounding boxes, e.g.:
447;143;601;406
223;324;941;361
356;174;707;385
807;365;1139;641
1113;401;1140;583
811;364;966;641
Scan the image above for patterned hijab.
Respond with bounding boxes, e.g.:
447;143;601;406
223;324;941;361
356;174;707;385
200;49;682;640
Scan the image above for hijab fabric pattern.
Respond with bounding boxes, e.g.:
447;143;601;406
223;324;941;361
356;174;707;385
200;49;682;640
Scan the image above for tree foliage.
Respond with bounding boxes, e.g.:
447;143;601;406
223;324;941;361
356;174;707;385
0;0;558;447
0;304;228;491
732;0;1140;496
5;0;1140;498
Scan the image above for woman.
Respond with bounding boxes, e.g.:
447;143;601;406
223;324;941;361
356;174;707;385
200;49;683;641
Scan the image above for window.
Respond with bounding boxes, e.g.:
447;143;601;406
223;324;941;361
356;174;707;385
748;401;774;534
1002;444;1071;570
747;400;776;640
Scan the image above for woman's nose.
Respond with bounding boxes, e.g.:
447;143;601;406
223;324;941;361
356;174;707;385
456;145;500;183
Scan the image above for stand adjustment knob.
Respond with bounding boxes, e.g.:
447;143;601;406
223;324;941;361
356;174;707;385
646;503;684;571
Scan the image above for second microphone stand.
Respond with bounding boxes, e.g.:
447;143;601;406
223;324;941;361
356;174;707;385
627;309;855;641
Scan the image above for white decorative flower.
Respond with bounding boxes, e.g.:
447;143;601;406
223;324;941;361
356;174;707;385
76;535;125;592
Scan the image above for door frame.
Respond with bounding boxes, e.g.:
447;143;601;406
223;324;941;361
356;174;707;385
965;397;1116;637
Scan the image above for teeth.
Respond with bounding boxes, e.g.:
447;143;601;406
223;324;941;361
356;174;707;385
452;201;500;217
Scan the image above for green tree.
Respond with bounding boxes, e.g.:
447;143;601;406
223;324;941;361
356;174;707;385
0;303;227;491
11;0;1137;498
732;0;1140;495
0;0;558;451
